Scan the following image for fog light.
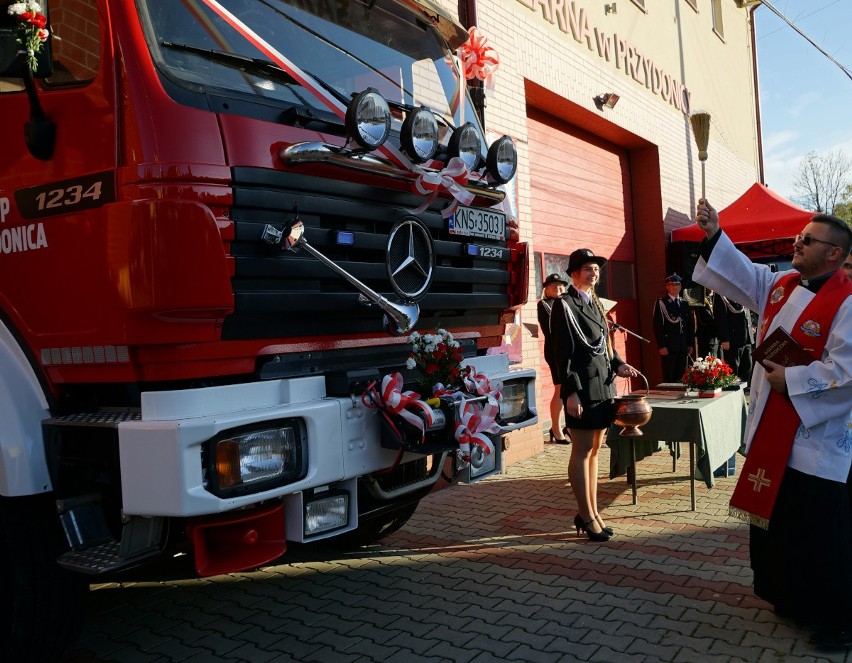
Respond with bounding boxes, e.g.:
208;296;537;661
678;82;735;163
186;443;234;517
498;380;529;422
210;422;306;497
304;492;349;536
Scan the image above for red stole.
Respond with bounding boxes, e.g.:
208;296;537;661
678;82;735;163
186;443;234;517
729;270;852;529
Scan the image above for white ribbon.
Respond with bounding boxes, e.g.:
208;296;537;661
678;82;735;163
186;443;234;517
411;157;475;218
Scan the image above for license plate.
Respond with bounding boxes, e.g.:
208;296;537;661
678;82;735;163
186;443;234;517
448;206;506;241
466;244;508;260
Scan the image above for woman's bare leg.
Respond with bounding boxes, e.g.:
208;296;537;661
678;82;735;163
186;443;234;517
550;391;567;440
567;427;604;534
588;428;608;528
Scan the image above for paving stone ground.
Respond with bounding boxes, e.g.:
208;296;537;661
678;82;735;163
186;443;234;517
64;443;852;663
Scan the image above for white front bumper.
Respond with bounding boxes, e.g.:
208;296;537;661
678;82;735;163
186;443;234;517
118;375;398;516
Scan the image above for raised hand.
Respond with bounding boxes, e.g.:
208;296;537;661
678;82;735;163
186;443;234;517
695;199;720;238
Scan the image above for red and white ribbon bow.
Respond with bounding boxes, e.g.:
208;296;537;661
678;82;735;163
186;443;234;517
458;26;500;95
363;373;433;445
453;399;500;460
462;367;503;404
411;157;475;219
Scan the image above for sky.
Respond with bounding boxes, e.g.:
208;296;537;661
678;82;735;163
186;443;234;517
753;0;852;204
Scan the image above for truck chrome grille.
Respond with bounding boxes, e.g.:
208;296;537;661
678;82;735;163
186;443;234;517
224;167;509;340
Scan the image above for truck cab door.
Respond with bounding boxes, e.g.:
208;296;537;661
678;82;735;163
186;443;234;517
0;0;115;192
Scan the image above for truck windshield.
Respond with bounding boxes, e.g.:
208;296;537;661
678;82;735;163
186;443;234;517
138;0;478;132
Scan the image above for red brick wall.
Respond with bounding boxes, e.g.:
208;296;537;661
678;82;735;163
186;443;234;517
51;0;99;80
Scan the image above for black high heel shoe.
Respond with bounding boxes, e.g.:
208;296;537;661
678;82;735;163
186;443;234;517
594;514;614;536
573;514;610;542
549;429;570;444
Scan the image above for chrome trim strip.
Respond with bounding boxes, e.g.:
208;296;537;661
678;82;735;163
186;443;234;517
280;142;506;204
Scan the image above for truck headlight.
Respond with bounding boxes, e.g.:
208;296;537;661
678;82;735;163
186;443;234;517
207;421;307;497
498;380;530;423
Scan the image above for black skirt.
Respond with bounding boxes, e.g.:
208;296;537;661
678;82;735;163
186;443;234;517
749;466;852;626
563;397;616;431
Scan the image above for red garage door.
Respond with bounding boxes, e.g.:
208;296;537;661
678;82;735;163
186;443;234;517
528;107;640;415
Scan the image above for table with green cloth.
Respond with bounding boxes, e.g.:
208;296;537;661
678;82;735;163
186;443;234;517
607;388;747;509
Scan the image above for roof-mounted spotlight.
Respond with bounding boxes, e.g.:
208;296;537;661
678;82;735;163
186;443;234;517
485;135;518;184
447;123;482;171
345;89;391;151
593;92;620;110
400;107;439;163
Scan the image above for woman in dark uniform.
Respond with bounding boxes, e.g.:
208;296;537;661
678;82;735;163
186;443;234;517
537;273;570;443
551;249;638;541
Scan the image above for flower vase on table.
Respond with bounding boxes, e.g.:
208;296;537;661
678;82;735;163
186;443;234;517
681;355;736;398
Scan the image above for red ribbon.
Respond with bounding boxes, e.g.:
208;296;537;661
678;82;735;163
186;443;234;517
458;27;500;92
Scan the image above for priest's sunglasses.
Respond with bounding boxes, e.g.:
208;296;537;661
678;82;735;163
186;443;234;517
794;233;839;248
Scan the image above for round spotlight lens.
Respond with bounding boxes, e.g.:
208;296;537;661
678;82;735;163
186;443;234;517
400;107;439;163
448;123;482;171
486;135;518;184
345;89;391;151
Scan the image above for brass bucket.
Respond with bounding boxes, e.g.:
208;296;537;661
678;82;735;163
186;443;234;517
614;373;652;437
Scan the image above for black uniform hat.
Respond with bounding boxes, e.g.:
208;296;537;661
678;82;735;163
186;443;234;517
664;273;683;284
542;273;569;288
566;248;607;275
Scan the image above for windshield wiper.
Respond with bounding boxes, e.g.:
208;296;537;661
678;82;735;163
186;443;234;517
160;41;346;129
162;41;300;83
385;98;455;132
161;41;326;109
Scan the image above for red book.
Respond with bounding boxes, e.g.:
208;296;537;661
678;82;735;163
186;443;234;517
751;326;816;368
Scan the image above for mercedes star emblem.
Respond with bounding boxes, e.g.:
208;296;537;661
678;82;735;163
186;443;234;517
386;217;435;301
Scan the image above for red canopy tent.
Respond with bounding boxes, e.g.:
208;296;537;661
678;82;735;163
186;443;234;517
671;182;813;252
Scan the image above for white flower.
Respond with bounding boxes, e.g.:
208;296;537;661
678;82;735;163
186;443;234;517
405;357;416;370
7;2;41;15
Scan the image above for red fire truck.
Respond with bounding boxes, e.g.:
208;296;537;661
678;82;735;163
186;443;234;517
0;0;535;659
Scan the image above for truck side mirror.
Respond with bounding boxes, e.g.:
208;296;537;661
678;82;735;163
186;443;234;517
1;9;56;159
